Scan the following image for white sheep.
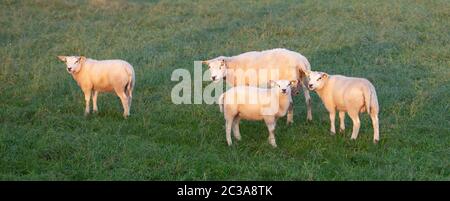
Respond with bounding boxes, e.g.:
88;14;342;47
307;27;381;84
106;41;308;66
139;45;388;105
203;48;313;124
57;56;135;118
306;71;380;143
218;80;297;148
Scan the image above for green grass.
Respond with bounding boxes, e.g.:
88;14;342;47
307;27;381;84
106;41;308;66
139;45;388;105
0;0;449;180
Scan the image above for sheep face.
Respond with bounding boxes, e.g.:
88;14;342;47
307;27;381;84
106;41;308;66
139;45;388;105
269;80;297;95
306;71;328;90
203;58;226;83
57;56;84;74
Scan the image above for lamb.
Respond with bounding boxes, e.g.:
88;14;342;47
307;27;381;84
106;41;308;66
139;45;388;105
203;48;313;124
218;80;297;148
57;56;135;118
306;71;379;143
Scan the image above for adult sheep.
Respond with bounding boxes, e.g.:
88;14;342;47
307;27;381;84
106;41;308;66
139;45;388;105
306;71;380;143
203;48;312;124
57;56;135;118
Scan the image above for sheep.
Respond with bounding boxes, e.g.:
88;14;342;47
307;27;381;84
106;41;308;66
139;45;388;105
57;56;135;118
203;48;313;124
218;80;298;148
305;71;380;143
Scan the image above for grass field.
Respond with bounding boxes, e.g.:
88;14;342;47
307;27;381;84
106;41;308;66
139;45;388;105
0;0;449;180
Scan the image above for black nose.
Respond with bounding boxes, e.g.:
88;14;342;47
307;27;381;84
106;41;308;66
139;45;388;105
212;76;216;80
67;68;72;71
309;84;313;88
282;89;286;92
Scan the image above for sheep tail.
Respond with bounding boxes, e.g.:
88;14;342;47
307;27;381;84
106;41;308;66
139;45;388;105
125;66;135;98
296;57;311;87
363;86;372;114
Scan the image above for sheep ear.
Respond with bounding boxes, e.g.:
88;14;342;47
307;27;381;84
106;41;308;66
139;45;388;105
57;56;66;62
220;59;227;67
201;60;209;65
321;73;329;79
290;80;298;86
304;70;311;77
79;56;86;63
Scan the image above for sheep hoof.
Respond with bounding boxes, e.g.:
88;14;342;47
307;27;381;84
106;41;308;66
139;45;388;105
373;139;379;144
234;136;241;141
287;121;293;125
269;139;277;148
330;131;336;135
339;128;345;133
93;110;98;113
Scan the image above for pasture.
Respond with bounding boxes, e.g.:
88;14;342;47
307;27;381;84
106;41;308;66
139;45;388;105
0;0;449;180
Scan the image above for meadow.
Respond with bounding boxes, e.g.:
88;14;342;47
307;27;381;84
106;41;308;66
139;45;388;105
0;0;449;180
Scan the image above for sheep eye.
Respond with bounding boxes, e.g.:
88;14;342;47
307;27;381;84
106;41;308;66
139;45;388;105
317;77;321;81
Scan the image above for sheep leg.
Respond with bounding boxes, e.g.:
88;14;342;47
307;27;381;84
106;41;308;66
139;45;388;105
92;90;99;113
232;116;241;141
286;102;294;125
125;84;133;113
329;110;336;135
348;110;361;140
264;117;277;148
371;113;379;144
302;81;312;121
83;89;91;116
127;92;132;114
339;111;346;133
225;117;234;146
116;91;130;118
